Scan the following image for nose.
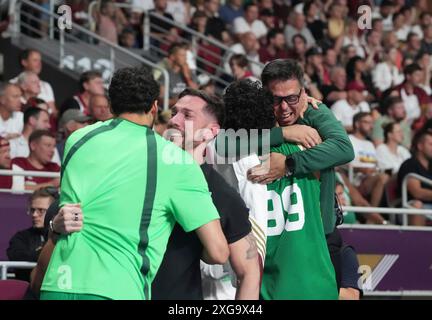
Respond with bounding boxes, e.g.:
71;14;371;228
280;100;289;111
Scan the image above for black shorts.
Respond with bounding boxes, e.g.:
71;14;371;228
326;227;343;291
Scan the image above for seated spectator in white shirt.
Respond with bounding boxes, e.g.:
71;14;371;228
331;83;370;133
9;107;60;165
0;83;23;140
376;122;411;175
232;3;267;40
349;112;389;224
166;0;191;25
372;47;404;94
10;49;56;115
284;10;315;49
17;71;41;106
224;32;262;78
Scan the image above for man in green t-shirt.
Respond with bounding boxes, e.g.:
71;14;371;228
39;67;229;300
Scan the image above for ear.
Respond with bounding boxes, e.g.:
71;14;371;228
151;100;158;116
209;123;220;138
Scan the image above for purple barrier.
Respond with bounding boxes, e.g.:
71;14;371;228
339;225;432;294
0;193;31;261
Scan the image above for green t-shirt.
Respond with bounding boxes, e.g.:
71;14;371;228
261;142;338;300
41;118;219;300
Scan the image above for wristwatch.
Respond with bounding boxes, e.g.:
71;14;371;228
49;219;61;236
285;156;295;177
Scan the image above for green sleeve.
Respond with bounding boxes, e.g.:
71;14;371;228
292;103;355;175
372;118;384;142
169;161;220;232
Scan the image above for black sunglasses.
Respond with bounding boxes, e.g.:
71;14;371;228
273;88;303;107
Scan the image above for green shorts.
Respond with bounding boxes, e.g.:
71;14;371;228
40;291;110;300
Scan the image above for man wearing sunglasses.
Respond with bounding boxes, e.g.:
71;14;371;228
7;188;56;281
246;59;355;290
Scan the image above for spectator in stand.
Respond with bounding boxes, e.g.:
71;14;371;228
219;0;244;27
321;66;348;108
166;0;191;26
322;48;337;86
374;0;395;32
17;71;41;107
9;107;60;165
232;3;267;40
224;32;262;78
96;0;120;44
416;52;432;96
349;112;389;224
260;9;276;31
119;28;137;48
89;94;112;122
304;47;326;91
154;42;198;106
0;137;12;189
373;96;412;149
331;82;371;133
376;122;411;175
60;71;105;117
393;10;410;42
363;29;383;69
57;110;91;160
11;130;60;191
398;129;432;226
149;0;178;51
0;83;23;140
287;34;307;65
7;189;55;281
327;3;345;41
420;24;432;55
284;11;315;49
229;54;259;82
304;0;325;43
346;56;375;103
412;12;432;38
404;32;422;61
10;49;56;115
203;0;229;43
258;28;288;63
393;63;430;125
342;19;365;58
372;48;404;95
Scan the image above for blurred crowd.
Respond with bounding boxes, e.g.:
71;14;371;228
2;0;432;229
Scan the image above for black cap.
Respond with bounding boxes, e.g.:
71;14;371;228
305;47;323;58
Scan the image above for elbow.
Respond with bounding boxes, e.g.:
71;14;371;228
340;140;355;163
207;243;230;265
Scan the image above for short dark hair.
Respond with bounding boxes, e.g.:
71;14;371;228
24;107;47;125
404;63;422;76
413;128;432;154
407;32;419;42
168;42;187;56
29;188;56;205
292;33;307;45
19;48;40;67
266;28;283;43
244;3;257;12
223;79;275;131
178;88;225;126
108;67;159;116
79;70;103;93
352;112;371;131
261;59;305;87
29;129;55;145
383;121;397;143
229;54;249;69
381;96;403;115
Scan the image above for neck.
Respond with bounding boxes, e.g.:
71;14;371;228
80;92;91;106
353;132;366;140
118;112;154;127
22;126;33;140
387;140;398;153
27;154;44;169
0;107;12;121
417;153;429;170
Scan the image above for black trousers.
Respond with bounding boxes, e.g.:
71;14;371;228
326;227;343;291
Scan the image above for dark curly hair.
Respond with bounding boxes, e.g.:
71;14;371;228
223;79;275;131
108;67;159;116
